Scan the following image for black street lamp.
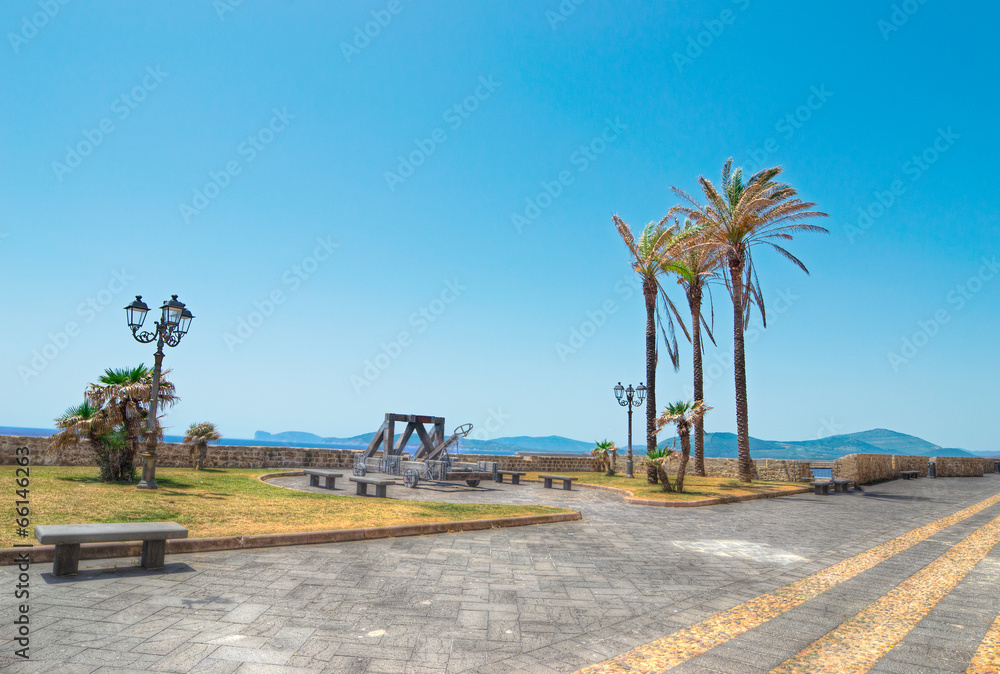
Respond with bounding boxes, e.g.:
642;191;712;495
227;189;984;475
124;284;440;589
124;295;194;490
614;382;646;478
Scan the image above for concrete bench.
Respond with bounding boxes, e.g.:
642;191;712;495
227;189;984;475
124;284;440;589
34;522;188;577
303;469;343;490
496;470;526;485
539;474;578;491
349;476;394;498
900;470;920;480
810;481;834;495
831;478;858;493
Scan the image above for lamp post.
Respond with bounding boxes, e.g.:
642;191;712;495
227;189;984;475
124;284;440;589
614;382;646;478
124;295;194;490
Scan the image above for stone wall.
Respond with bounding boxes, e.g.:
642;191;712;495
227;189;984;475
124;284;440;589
636;456;812;481
835;453;995;483
0;435;597;472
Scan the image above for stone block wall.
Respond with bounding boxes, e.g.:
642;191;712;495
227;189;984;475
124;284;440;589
835;453;995;483
635;456;812;481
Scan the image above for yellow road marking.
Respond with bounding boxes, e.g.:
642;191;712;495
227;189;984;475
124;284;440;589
772;513;1000;672
577;492;1000;673
967;612;1000;673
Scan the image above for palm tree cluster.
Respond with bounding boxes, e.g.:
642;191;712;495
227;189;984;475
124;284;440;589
53;365;177;482
617;160;827;485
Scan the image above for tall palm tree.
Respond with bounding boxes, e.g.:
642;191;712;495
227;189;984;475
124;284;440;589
661;219;723;477
614;215;693;464
184;422;222;470
87;365;177;472
672;160;827;482
656;400;711;493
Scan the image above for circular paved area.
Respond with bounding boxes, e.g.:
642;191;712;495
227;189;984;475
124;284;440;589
2;475;999;672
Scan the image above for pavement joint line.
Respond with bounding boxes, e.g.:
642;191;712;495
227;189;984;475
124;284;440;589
770;511;1000;672
575;491;1000;673
956;608;1000;673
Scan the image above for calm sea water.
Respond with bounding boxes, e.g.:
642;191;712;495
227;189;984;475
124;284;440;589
811;467;833;479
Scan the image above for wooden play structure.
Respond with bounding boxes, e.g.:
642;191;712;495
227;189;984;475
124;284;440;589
353;413;497;488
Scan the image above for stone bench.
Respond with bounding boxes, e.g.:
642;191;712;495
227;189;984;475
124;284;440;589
34;522;188;577
303;469;343;490
496;470;526;485
349;476;394;498
831;478;859;493
539;474;578;491
810;481;835;495
900;470;920;480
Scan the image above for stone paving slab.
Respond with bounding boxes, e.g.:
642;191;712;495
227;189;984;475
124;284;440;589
0;475;998;672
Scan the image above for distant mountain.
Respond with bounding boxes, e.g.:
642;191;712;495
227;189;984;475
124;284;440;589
5;425;987;460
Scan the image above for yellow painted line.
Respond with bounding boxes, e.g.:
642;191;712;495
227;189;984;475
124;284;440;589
772;513;1000;673
967;612;1000;674
577;492;1000;673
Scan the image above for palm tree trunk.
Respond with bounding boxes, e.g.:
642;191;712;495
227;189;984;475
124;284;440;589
643;275;657;467
689;285;706;477
729;257;753;483
677;428;691;493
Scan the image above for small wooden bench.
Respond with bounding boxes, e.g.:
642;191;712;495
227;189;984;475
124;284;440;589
34;522;188;577
831;478;858;493
303;469;343;490
539;474;578;491
900;470;920;480
810;481;834;495
349;476;394;498
496;470;526;485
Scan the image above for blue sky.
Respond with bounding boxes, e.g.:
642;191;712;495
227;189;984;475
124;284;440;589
2;1;998;452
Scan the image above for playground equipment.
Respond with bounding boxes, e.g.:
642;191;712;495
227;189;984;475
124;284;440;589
353;414;497;488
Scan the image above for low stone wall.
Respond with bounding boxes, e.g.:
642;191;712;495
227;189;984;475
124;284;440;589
636;456;811;481
892;455;929;476
833;454;897;483
836;453;994;483
0;435;597;472
932;457;993;477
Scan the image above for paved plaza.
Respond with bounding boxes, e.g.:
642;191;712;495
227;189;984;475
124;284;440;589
2;475;1000;672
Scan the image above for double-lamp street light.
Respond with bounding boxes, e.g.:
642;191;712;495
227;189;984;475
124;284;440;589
614;382;646;478
124;295;194;490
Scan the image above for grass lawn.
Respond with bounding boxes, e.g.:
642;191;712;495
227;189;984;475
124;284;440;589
523;471;805;501
4;467;570;548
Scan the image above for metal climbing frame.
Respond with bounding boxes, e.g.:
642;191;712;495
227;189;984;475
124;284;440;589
352;414;496;488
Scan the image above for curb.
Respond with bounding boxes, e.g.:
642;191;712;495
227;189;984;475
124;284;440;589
0;512;581;567
625;487;812;507
523;477;810;507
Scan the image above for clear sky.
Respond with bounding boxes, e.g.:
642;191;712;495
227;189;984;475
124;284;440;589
2;1;998;452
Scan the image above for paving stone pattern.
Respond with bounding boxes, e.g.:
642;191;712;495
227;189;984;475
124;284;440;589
0;476;998;672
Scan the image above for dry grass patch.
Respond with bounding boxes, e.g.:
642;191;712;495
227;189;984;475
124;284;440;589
523;472;804;501
4;467;569;547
